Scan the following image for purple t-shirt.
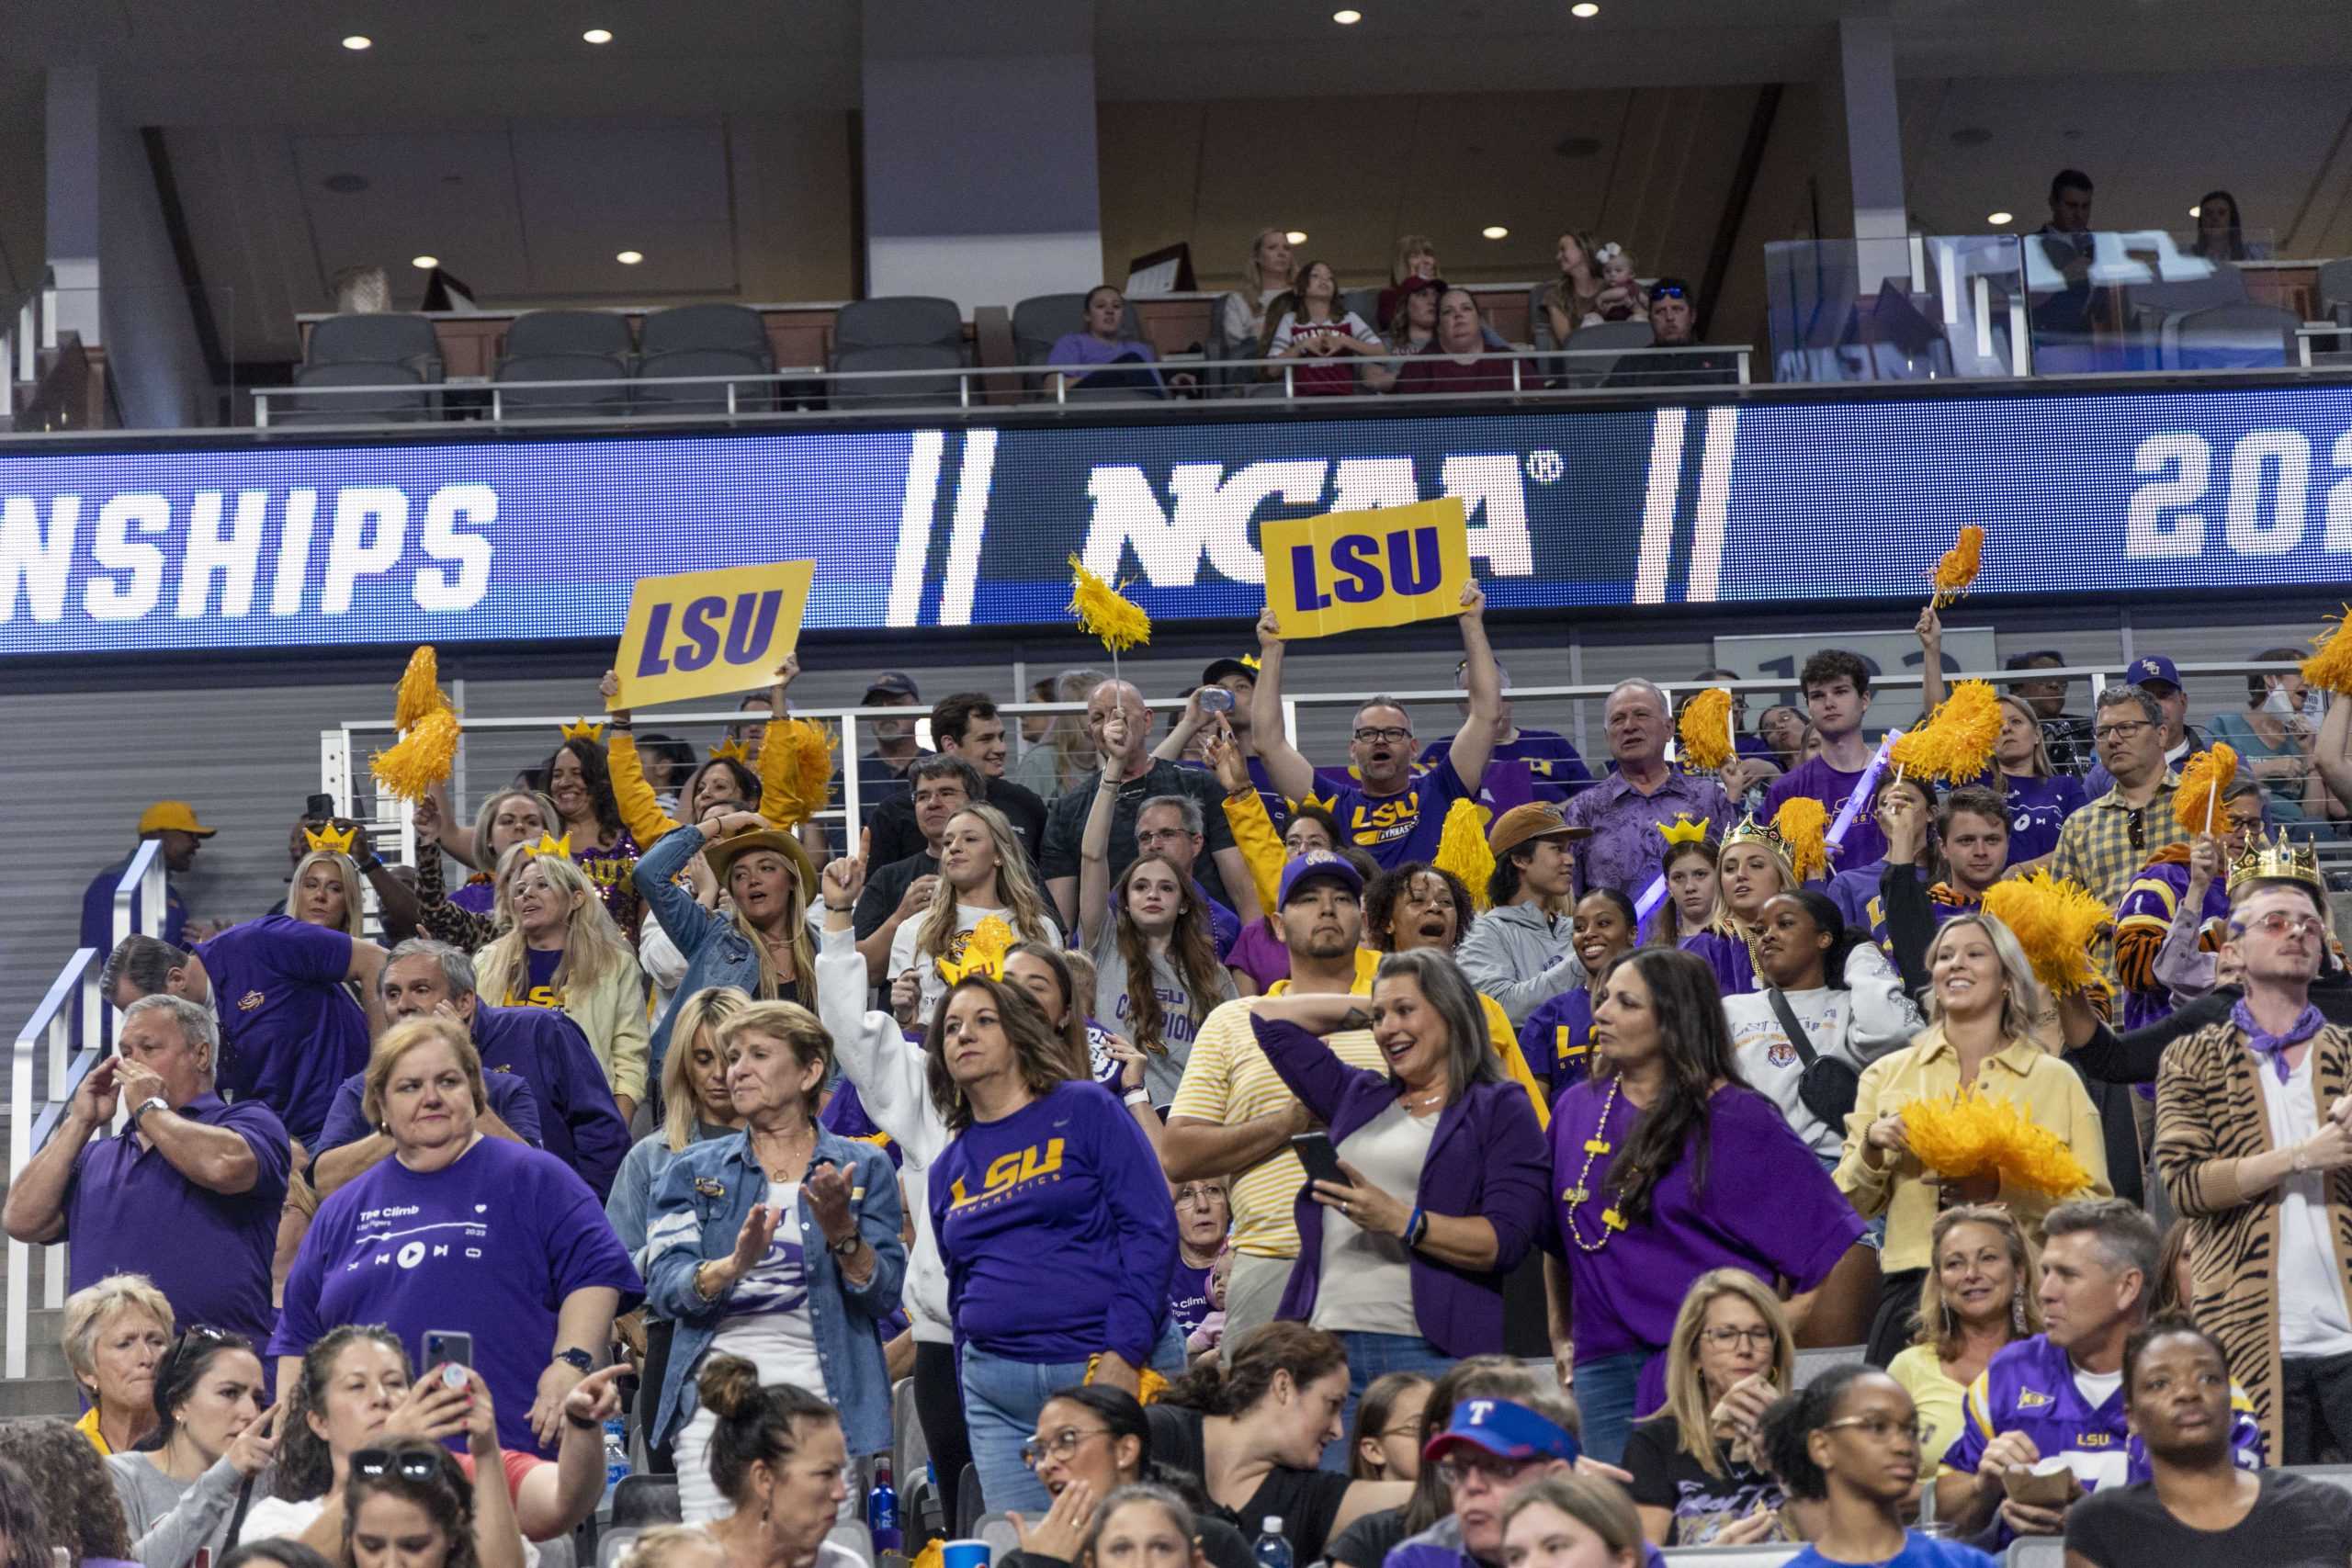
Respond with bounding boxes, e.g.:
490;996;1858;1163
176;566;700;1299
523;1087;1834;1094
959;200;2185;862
1306;754;1476;870
198;914;369;1149
65;1094;289;1350
1226;919;1291;992
2004;772;2088;863
1548;1077;1861;1410
1765;755;1886;873
511;945;563;1008
1169;1259;1215;1338
449;876;497;917
1517;987;1596;1104
1421;728;1596;803
1680;930;1757;995
271;1134;641;1456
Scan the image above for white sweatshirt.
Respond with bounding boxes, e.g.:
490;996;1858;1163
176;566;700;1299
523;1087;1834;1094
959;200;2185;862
1722;942;1922;1158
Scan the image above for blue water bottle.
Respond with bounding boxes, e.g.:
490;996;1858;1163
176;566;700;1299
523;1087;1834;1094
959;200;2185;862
602;1416;630;1496
1253;1517;1292;1568
867;1455;901;1552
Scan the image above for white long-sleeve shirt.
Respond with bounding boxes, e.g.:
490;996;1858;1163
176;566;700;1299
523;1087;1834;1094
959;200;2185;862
1722;942;1922;1158
816;925;955;1342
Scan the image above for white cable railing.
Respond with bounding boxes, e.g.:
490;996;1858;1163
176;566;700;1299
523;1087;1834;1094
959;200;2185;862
249;345;1755;431
6;838;164;1378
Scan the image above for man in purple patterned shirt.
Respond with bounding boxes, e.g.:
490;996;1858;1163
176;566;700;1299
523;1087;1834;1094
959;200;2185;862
1563;680;1730;897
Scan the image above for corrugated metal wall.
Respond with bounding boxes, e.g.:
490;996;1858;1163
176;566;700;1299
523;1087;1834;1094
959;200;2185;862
1;596;2323;1043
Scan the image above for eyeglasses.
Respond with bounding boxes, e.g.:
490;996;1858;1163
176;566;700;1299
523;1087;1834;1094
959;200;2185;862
1172;1186;1224;1208
1821;1415;1929;1447
1354;727;1412;745
2246;910;2326;939
1381;1418;1427;1442
1699;1325;1775;1350
2093;720;2153;743
351;1448;445;1482
1020;1427;1111;1468
1136;828;1196;846
1435;1453;1547;1489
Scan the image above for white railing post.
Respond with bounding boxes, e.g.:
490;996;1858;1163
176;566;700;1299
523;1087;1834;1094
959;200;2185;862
11;950;96;1370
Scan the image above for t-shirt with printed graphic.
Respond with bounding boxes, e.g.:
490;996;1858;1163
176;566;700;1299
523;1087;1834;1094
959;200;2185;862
930;1078;1177;1365
708;1179;827;1396
888;903;1061;1025
1622;1416;1787;1548
508;945;564;1009
1168;1258;1216;1338
1090;930;1240;1109
2004;772;2087;863
1306;754;1476;870
271;1133;642;1457
195;913;370;1149
1517;986;1597;1107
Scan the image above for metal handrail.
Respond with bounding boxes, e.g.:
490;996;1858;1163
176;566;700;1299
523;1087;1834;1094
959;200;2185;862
249;345;1757;428
5;837;164;1378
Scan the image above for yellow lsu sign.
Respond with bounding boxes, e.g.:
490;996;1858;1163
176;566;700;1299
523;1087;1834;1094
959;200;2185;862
609;559;816;710
1260;496;1472;640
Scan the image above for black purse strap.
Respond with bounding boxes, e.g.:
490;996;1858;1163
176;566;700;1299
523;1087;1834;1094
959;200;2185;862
1764;987;1822;1068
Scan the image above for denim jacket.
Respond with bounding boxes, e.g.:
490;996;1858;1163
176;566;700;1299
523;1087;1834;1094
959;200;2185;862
635;824;807;1084
643;1126;905;1455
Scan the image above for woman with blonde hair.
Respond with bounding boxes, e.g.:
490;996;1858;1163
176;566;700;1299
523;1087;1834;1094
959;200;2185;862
1835;912;2109;1364
1885;1204;2040;1484
1539;231;1605;348
476;847;649;1122
1622;1270;1796;1548
1993;694;2085;868
1218;229;1300;351
62;1275;174;1455
286;848;368;941
889;804;1060;1021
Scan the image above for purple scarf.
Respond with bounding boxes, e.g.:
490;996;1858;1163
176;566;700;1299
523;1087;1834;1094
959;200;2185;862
2233;998;2325;1084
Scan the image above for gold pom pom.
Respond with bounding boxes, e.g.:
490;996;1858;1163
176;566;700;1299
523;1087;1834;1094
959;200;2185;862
762;717;837;829
1434;797;1497;912
1772;796;1829;882
1890;680;2003;784
2301;606;2352;696
939;915;1014;985
1931;525;1985;606
392;646;443;730
368;706;461;801
1678;688;1735;773
1981;870;2111;994
2173;743;2240;835
1068;554;1153;653
1897;1084;2094;1199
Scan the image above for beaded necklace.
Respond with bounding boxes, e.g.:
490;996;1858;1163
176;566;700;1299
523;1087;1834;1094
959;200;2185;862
1561;1076;1631;1252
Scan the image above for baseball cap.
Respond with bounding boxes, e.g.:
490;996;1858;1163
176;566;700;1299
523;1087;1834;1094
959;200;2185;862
865;671;921;701
1422;1397;1581;1468
2126;655;2181;692
1201;657;1258;687
1278;851;1364;908
1488;802;1590;856
139;802;217;838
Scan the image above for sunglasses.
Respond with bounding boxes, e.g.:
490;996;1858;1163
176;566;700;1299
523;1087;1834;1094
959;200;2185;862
351;1449;444;1483
1649;285;1689;301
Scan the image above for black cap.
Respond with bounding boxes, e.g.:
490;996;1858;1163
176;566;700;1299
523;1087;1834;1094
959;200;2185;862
1201;657;1257;686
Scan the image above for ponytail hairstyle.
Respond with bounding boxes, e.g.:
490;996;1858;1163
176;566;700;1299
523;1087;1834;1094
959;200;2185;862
1158;1321;1346;1420
342;1438;478;1568
277;1325;409;1502
143;1327;260;1451
1757;1363;1880;1503
696;1355;840;1510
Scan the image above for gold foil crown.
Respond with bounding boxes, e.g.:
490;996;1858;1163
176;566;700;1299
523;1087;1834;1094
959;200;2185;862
2228;828;2323;896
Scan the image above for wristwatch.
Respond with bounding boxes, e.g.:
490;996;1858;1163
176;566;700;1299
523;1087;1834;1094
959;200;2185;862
551;1347;594;1374
130;1096;170;1127
828;1233;863;1258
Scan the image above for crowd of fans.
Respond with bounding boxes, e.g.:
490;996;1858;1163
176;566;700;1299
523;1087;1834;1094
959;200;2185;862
17;592;2352;1568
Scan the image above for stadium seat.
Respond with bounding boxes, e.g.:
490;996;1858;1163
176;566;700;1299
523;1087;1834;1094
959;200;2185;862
2287;1462;2352;1495
305;311;445;380
493;353;631;420
2161;301;2299;369
1528;283;1560;352
505;310;637;361
831;343;966;409
1012;294;1146;367
609;1474;683;1529
977;1515;1020;1563
954;1461;985;1537
824;1521;875;1567
273;360;431;424
2003;1538;2063;1568
1205;313;1262;396
594;1531;639;1568
835;296;966;358
1792;1344;1867;1388
641;304;775;367
2316;258;2352;326
891;1377;929;1501
634;348;775;415
1659;1546;1800;1566
1557;319;1653;387
1340;286;1382;329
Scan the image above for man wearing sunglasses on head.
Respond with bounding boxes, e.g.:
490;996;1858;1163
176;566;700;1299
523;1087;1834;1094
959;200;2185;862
1604;278;1741;389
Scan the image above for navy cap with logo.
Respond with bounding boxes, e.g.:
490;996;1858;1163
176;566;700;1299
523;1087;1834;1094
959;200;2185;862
1422;1397;1582;1468
1277;851;1364;908
865;671;921;701
2126;656;2181;692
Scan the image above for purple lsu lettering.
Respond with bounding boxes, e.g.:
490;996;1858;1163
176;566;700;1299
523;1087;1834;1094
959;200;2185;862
948;1137;1066;1209
1286;525;1447;613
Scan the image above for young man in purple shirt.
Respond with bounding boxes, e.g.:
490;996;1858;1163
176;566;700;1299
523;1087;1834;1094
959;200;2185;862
3;995;289;1355
1252;582;1504;871
1419;660;1597;805
1766;649;1889;873
105;917;390;1153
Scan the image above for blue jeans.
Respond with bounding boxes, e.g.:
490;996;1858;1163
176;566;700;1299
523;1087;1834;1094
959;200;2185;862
1320;1331;1454;1472
960;1322;1186;1515
1572;1350;1648;1467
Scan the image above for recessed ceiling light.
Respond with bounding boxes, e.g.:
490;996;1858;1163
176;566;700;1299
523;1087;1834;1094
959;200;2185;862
2188;204;2202;218
1571;3;1600;16
1332;8;1362;23
1986;211;2013;226
582;27;614;43
341;34;372;50
1482;225;1510;240
616;250;644;265
1285;231;1308;245
411;255;439;269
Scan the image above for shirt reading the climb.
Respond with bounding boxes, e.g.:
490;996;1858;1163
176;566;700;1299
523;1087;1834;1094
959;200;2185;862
196;913;370;1149
1306;753;1476;869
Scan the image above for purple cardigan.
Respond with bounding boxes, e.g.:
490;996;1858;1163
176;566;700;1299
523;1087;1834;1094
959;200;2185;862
1250;1013;1549;1356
